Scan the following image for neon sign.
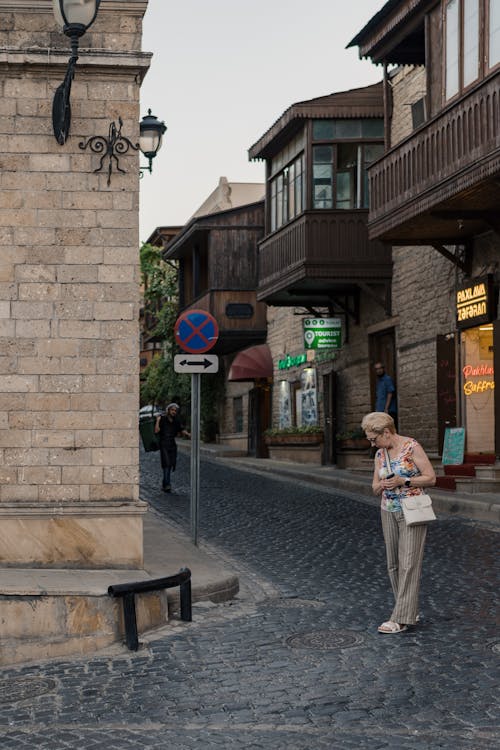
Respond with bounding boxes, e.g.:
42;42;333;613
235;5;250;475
462;363;494;397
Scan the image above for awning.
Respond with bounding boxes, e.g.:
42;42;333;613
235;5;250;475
228;344;273;381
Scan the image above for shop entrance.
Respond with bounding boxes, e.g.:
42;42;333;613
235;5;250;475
248;382;271;458
369;328;397;421
322;371;337;464
460;325;494;453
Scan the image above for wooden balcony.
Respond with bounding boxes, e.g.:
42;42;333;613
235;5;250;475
257;210;391;306
181;290;267;355
368;74;500;243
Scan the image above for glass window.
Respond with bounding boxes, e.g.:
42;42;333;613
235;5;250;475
361;120;384;137
463;0;480;86
490;0;500;66
312;120;336;140
313;146;333;209
446;0;460;99
313;119;383;140
336;144;358;209
269;154;304;230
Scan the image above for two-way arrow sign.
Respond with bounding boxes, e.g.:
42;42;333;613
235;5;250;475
174;354;219;374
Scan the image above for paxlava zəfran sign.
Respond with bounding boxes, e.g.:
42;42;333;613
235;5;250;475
303;317;342;350
456;276;494;329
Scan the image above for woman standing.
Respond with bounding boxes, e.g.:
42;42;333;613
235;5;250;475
154;403;190;492
361;412;436;634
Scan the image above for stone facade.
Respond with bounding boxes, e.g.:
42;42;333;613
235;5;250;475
0;0;151;567
387;65;500;453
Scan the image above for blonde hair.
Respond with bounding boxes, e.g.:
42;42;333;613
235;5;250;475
361;412;396;434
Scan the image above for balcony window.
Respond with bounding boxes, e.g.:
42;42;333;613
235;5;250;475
444;0;500;100
312;142;383;210
491;0;500;67
270;154;304;231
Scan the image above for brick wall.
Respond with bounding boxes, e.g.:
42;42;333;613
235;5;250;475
0;0;150;566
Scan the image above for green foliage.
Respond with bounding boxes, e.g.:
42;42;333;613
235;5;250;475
140;242;178;342
140;354;190;412
264;425;324;437
200;366;226;442
139;241;227;441
336;427;366;441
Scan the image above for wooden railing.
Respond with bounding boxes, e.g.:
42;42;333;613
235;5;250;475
368;75;500;233
258;210;390;288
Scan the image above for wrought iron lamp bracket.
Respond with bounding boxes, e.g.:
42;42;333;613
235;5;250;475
79;117;139;186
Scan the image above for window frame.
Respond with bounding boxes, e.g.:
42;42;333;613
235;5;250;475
444;0;499;102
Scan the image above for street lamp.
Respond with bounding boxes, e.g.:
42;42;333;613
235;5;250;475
52;0;101;145
139;110;167;176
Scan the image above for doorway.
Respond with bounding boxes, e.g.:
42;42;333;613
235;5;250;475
369;328;397;417
322;371;337;464
248;382;271;458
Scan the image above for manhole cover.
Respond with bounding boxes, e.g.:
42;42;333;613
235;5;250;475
0;677;56;704
286;629;364;650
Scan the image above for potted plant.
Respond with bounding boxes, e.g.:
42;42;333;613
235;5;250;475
336;427;370;450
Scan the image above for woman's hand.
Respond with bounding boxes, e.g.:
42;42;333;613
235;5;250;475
380;475;404;491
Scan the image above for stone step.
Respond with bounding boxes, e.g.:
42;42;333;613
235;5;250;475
454;477;500;494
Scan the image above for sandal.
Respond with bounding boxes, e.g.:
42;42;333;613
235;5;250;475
378;620;408;634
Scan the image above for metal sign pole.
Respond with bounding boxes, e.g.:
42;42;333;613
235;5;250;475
190;372;201;546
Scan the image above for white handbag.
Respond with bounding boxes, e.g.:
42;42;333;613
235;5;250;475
401;494;437;526
383;448;436;526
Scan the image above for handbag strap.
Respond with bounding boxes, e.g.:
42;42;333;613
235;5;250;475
383;447;392;475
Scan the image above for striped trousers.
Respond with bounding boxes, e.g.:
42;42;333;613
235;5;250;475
381;509;427;625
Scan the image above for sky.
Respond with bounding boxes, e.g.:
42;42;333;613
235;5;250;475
139;0;386;242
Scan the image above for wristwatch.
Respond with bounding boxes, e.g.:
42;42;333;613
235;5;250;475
404;479;411;488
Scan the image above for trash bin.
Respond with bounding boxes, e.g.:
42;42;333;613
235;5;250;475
139;416;160;452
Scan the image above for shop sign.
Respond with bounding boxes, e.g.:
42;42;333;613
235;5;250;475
278;353;307;370
303;317;342;350
462;363;495;396
456;276;494;329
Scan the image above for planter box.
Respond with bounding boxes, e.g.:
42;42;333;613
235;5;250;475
267;443;323;465
264;434;324;446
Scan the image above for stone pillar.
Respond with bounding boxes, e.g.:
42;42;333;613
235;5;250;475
0;0;151;567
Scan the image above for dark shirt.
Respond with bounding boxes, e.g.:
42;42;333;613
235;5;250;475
375;373;397;414
157;415;183;444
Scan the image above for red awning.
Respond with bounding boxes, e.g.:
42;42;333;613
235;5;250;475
228;344;273;381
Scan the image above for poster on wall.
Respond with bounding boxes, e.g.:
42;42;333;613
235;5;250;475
442;427;465;465
300;367;318;425
278;380;292;429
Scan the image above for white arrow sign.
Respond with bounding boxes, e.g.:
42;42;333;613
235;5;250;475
174;354;219;374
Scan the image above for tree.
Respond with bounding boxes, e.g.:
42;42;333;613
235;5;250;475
139;243;190;410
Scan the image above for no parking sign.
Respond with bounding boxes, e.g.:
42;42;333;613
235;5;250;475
174;309;219;354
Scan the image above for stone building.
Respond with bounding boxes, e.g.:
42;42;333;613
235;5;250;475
350;0;500;480
0;0;152;661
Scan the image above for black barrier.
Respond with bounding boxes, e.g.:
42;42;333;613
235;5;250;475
108;567;192;651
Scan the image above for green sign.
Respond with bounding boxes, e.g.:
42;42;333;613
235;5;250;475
278;353;307;370
442;427;465;465
303;318;342;350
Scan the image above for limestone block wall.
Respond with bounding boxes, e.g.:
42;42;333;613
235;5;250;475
0;0;151;567
389;66;427;146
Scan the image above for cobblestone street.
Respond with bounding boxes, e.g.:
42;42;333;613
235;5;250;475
0;450;498;749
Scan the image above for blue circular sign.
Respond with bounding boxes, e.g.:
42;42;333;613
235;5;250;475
174;310;219;354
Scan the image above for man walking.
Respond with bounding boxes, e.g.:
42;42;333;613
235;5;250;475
154;403;190;492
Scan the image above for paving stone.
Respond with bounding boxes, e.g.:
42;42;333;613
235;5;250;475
0;450;498;749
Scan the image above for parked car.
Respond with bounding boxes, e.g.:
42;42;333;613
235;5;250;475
139;405;163;421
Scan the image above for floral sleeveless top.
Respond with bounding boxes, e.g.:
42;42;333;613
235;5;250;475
376;438;424;512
